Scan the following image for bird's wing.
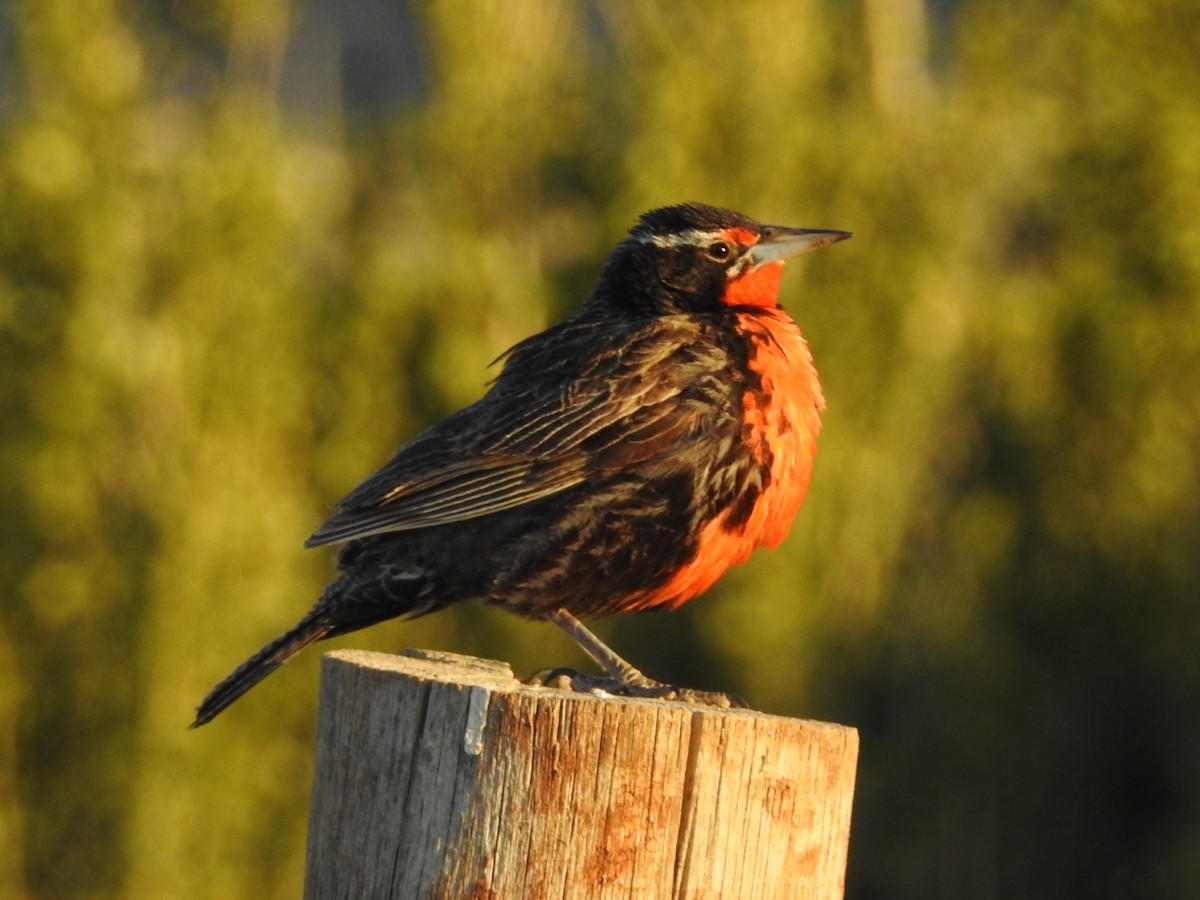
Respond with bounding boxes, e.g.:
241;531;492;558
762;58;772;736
305;317;720;547
303;452;585;546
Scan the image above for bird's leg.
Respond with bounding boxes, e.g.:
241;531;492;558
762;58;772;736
532;608;746;709
546;608;655;687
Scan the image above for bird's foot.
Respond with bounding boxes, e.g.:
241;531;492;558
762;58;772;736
524;667;746;709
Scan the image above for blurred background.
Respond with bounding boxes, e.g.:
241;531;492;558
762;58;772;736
2;0;1198;896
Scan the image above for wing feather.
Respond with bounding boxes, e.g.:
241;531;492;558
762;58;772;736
305;315;726;547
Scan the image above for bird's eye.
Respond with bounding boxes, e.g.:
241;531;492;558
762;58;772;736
705;241;732;262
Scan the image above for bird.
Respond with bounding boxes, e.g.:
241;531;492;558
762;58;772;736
192;202;850;726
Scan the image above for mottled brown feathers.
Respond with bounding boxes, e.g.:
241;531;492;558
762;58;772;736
193;203;848;725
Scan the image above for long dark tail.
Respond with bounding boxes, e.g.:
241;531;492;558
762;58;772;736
191;610;333;727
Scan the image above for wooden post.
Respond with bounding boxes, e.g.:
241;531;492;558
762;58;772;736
304;649;858;900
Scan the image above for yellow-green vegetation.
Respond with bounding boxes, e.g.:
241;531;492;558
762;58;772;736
1;1;1198;896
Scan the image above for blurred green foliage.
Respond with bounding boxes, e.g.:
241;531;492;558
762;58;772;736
1;0;1198;896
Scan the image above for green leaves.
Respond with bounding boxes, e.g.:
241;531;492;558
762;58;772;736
2;0;1198;896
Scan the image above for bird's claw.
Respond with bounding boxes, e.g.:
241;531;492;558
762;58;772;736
524;667;590;690
523;667;747;709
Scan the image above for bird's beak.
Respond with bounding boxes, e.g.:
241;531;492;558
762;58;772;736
746;226;852;269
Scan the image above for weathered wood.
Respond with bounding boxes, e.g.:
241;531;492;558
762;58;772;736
304;649;858;900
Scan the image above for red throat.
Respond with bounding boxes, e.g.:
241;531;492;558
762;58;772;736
724;261;784;309
625;307;823;612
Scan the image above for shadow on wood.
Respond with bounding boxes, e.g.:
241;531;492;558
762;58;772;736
304;649;857;899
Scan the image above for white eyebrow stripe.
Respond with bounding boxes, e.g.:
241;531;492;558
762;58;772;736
634;228;725;248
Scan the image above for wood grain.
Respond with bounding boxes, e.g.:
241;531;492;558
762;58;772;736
304;649;857;900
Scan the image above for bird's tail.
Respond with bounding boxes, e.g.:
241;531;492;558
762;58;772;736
191;610;333;728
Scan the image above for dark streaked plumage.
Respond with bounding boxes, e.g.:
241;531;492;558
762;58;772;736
193;203;849;726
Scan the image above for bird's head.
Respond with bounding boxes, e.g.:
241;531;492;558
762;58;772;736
589;202;850;317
